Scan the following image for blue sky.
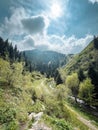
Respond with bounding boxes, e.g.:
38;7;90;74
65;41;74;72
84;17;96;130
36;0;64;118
0;0;98;54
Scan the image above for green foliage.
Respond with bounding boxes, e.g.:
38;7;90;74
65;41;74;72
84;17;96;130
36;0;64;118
88;64;98;86
0;58;24;88
55;84;67;101
24;49;68;77
66;73;79;102
45;99;63;117
60;39;98;106
32;100;45;113
0;37;23;62
79;78;94;105
43;115;73;130
0;57;33;129
67;99;98;127
78;68;85;82
6;119;19;130
54;70;63;85
0;35;97;129
16;108;28;123
0;58;11;83
64;104;90;130
0;106;16;124
9;62;23;88
94;36;98;49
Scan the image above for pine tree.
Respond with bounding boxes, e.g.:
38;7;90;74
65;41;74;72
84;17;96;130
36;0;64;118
78;68;85;82
94;35;98;49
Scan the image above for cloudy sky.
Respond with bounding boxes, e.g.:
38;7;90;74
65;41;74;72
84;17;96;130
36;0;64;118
0;0;98;54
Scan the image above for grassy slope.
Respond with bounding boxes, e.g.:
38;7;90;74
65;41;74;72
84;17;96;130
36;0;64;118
0;58;98;130
1;74;98;130
60;40;98;80
28;78;98;130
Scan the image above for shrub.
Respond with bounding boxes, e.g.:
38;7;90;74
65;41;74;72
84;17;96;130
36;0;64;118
6;119;19;130
43;115;73;130
0;106;16;124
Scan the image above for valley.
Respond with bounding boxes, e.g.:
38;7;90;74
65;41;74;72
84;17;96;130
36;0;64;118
0;0;98;129
0;37;98;130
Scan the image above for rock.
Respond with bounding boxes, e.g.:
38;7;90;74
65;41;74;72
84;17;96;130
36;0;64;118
34;112;43;121
28;112;51;130
28;112;36;120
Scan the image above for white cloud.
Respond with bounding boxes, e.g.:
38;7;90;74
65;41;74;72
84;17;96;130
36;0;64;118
15;34;50;51
62;35;93;53
0;1;93;54
13;35;34;51
0;7;27;37
0;7;50;37
89;0;98;4
47;34;93;54
15;34;93;54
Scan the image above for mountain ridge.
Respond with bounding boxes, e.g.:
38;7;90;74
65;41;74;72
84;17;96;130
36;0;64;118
23;49;73;78
59;36;98;105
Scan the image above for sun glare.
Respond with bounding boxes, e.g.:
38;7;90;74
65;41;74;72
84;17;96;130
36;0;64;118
51;3;62;19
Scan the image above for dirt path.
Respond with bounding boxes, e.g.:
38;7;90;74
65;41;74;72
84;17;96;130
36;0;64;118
77;116;97;130
65;104;98;130
29;122;52;130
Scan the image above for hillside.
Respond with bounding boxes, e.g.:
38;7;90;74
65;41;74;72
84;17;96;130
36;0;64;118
23;49;73;77
60;38;98;77
0;37;98;130
60;36;98;106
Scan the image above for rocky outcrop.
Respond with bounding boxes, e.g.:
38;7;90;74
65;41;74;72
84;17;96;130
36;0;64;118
28;112;52;130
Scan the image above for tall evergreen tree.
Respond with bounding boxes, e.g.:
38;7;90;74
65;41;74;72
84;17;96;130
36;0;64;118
78;68;85;82
94;35;98;49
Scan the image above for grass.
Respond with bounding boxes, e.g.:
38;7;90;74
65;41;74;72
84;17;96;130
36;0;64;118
59;40;98;81
67;99;98;127
30;78;97;130
42;114;73;130
0;67;97;130
63;103;89;130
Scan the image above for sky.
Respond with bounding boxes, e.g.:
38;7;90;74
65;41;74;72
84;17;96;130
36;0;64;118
0;0;98;54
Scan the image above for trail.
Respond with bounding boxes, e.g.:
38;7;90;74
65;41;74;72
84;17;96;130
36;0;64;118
65;104;98;130
77;116;97;130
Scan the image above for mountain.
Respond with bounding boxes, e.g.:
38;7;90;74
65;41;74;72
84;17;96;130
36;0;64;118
0;36;98;129
60;36;98;78
59;36;98;104
23;49;73;77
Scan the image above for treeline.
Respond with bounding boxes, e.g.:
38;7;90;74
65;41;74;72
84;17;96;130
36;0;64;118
0;37;33;129
0;37;63;84
0;37;33;72
59;36;98;107
25;59;63;82
65;71;96;106
65;65;98;107
23;50;67;79
0;37;24;62
65;64;98;106
94;35;98;49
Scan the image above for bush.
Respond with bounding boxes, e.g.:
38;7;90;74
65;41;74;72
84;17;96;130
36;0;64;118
43;115;73;130
32;100;45;113
0;106;16;124
6;119;19;130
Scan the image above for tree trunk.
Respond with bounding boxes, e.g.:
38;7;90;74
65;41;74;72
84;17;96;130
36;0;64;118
75;96;77;103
